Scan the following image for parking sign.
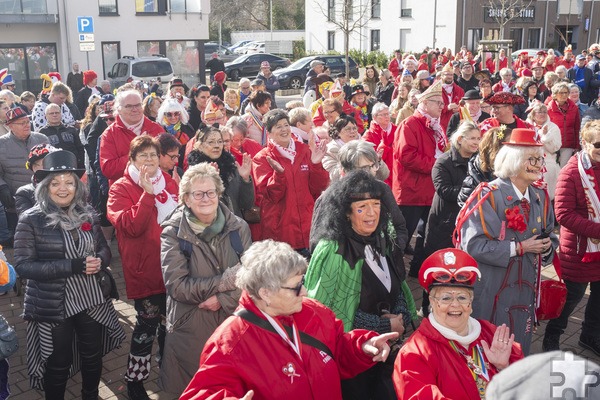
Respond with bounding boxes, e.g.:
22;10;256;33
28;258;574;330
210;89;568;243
77;16;94;34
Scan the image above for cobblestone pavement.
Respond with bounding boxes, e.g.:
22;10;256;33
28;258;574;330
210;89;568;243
3;241;598;399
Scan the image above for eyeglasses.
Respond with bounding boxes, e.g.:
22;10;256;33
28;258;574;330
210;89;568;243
46;111;61;116
166;153;179;161
427;100;445;108
137;152;159;160
358;161;380;172
432;294;472;305
122;103;143;110
205;140;224;147
281;275;305;296
528;156;545;166
9;120;30;127
341;125;359;133
590;142;600;149
556;91;569;95
190;189;218;200
240;86;250;90
165;111;181;118
323;109;336;115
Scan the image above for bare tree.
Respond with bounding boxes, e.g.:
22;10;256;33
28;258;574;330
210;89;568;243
312;0;371;77
485;0;534;40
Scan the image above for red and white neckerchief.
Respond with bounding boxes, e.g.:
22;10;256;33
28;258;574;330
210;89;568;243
271;138;296;163
260;310;302;359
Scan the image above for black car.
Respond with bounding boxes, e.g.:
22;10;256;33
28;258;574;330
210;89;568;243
273;55;360;90
224;53;292;81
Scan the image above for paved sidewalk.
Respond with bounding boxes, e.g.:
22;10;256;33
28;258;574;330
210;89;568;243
3;241;598;399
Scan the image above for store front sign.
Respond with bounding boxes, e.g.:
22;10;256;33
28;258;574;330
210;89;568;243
484;6;535;23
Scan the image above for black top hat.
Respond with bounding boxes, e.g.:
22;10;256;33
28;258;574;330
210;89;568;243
462;90;483;101
351;84;367;97
169;77;184;88
34;150;86;182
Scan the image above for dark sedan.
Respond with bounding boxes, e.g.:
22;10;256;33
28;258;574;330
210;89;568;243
224;53;291;81
273;55;359;90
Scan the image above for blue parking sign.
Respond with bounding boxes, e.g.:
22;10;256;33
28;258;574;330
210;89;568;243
77;16;94;34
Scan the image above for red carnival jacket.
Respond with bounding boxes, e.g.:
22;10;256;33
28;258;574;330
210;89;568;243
547;99;581;149
393;318;523;400
180;293;378;400
392;112;437;206
555;155;600;282
99;116;164;185
313;101;364;133
252;141;329;249
107;170;178;299
363;121;397;187
440;83;465;130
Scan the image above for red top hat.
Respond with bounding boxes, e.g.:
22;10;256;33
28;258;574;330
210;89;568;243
419;249;481;292
486;91;525;106
503;128;542;147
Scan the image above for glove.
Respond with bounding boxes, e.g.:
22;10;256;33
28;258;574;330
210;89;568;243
0;186;14;209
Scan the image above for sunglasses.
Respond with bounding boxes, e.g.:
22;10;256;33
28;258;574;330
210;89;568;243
280;275;305;296
591;142;600;149
165;111;181;118
431;270;475;283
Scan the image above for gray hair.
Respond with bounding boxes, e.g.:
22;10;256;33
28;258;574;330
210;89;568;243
35;172;94;230
236;240;307;298
371;102;389;118
551;82;569;97
288;107;311;126
500;68;512;77
450;121;480;149
45;103;61;115
156;98;189;124
380;69;392;80
0;90;15;103
114;90;142;114
494;145;543;179
555;65;568;76
527;102;548;121
226;116;248;136
239;78;251;86
178;163;225;205
568;83;581;93
339;140;378;172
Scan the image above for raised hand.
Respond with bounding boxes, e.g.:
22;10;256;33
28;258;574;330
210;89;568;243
138;165;154;195
310;140;327;165
237;153;252;182
266;156;284;173
481;323;514;370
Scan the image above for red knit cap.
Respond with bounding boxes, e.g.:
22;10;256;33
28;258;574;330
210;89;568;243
83;70;97;86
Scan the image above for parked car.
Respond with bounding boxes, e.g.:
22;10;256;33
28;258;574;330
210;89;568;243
273;55;359;90
234;41;261;55
204;43;238;63
225;53;291;81
107;55;173;88
510;48;563;61
228;40;253;53
245;42;266;54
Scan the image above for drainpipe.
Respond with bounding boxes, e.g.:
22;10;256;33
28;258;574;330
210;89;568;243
433;0;437;48
543;0;549;47
61;0;72;72
589;0;596;49
462;0;466;47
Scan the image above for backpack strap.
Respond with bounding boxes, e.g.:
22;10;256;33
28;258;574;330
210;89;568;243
234;308;334;359
229;229;244;260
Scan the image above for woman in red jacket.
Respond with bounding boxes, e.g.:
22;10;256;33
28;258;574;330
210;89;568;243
542;120;600;355
547;82;581;167
252;109;329;256
107;135;179;400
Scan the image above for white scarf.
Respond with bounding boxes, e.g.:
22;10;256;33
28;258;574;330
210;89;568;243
290;126;308;142
122;116;145;136
501;82;511;92
429;313;482;349
127;164;178;223
271;138;296;163
577;151;600;261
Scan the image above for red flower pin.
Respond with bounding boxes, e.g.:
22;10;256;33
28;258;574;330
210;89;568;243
505;206;526;233
81;222;92;232
507;195;513;201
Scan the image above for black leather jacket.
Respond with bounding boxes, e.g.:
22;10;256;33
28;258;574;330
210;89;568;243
457;154;495;208
14;206;111;323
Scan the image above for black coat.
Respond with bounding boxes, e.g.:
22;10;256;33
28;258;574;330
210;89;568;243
457;153;495;208
14;182;35;216
14;207;111;323
375;82;395;106
424;147;469;253
446;111;490;138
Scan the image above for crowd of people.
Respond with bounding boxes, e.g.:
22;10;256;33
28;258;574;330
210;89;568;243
1;41;600;399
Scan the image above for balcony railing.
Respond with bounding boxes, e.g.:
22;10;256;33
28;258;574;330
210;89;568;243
0;0;59;23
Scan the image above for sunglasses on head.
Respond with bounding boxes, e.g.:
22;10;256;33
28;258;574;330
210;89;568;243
431;270;475;283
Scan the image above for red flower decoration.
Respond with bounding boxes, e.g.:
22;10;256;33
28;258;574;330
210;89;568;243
506;195;513;201
505;206;527;233
81;222;92;232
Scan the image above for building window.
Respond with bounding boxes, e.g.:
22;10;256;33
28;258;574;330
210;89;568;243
371;29;380;51
102;42;120;79
0;44;57;93
467;28;482;52
527;28;541;48
135;0;166;14
510;28;523;51
399;29;411;51
99;0;118;15
327;0;335;21
170;0;201;13
371;0;381;19
487;28;500;40
0;0;47;13
327;31;335;50
400;0;411;18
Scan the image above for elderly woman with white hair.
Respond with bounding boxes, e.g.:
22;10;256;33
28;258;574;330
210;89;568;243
547;82;581;167
526;102;561;200
375;69;395;106
180;239;397;400
159;163;251;395
364;102;396;186
457;128;558;355
157;98;194;164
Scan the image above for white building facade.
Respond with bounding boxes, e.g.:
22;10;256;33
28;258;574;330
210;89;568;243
0;0;210;93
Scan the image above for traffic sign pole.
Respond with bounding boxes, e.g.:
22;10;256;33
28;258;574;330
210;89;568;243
77;16;95;69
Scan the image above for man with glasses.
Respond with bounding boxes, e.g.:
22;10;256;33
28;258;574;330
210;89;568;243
99;90;163;186
567;54;598;105
257;61;280;109
237;78;252;106
456;62;479;93
392;80;448;277
479;91;531;136
439;63;464;131
0;108;48;242
39;103;85;168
